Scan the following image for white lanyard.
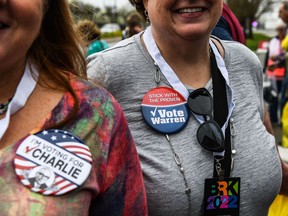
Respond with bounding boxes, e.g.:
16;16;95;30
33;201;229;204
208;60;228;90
143;27;189;99
0;62;38;139
143;27;235;156
143;27;234;129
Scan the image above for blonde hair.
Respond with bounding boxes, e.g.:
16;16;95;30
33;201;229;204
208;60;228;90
76;19;101;44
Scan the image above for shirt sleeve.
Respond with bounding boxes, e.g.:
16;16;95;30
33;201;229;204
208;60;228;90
88;96;148;216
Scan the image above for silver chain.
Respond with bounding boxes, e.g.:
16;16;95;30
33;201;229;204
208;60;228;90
154;62;192;210
165;134;192;209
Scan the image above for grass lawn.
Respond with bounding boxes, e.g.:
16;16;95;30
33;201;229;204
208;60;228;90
246;32;272;51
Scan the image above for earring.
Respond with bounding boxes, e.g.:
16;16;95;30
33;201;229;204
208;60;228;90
144;10;150;24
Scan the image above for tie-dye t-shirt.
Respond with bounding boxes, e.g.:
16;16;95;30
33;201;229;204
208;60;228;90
0;75;147;216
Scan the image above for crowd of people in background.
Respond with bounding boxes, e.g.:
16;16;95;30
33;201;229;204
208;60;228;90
2;0;288;215
263;24;286;124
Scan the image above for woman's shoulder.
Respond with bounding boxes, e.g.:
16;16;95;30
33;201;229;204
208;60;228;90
69;75;120;113
210;36;254;60
218;39;261;68
87;33;143;63
221;39;256;57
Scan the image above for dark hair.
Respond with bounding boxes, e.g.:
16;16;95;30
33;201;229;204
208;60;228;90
126;12;144;28
128;0;146;20
28;0;87;129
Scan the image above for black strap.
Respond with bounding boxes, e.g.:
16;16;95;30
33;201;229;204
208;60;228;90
210;48;232;178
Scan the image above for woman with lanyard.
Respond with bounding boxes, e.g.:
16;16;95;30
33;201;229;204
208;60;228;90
88;0;288;215
0;0;147;215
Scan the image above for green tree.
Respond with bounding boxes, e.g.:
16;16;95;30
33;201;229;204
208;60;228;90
69;0;133;28
227;0;274;38
69;0;101;22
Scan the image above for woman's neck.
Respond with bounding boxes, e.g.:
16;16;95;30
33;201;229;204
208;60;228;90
152;28;210;61
0;62;26;103
152;34;211;88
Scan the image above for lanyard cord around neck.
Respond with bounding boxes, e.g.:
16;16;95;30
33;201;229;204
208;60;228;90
210;48;231;178
143;28;232;176
143;27;190;98
0;62;38;140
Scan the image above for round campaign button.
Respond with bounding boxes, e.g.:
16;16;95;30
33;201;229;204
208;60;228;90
14;129;92;196
141;87;190;134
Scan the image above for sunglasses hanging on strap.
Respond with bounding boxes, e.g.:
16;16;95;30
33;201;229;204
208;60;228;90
187;88;225;153
187;48;231;178
189;46;240;216
210;47;231;178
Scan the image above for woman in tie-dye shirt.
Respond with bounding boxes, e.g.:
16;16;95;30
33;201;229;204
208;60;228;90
0;0;147;215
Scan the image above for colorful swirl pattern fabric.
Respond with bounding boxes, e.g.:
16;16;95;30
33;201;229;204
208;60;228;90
0;74;147;216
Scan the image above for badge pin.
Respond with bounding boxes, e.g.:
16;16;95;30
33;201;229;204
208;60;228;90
14;129;92;196
203;177;241;216
141;87;189;134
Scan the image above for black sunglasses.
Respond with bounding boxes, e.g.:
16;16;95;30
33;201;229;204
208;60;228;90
187;88;225;152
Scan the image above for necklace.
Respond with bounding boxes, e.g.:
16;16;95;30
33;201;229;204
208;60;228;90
0;98;12;114
0;62;38;140
165;134;192;209
153;64;192;208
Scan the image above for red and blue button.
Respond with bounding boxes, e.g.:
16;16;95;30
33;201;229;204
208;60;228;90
141;87;189;134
